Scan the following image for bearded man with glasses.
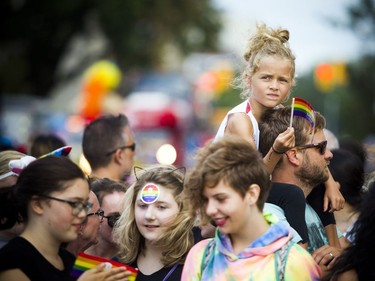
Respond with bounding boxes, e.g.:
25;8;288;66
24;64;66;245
259;106;343;278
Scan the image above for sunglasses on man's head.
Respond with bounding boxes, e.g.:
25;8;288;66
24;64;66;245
103;213;121;228
296;140;327;155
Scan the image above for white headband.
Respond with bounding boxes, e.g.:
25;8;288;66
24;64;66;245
0;171;17;180
0;155;36;180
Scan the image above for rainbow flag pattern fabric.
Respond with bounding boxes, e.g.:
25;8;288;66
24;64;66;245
291;97;315;128
71;252;138;280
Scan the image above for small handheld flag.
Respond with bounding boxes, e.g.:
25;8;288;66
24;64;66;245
71;252;138;280
289;97;315;128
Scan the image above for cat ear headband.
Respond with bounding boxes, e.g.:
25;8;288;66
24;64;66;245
0;155;36;180
134;166;186;204
133;166;186;182
0;146;72;180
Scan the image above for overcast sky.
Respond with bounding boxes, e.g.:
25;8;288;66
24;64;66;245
213;0;361;75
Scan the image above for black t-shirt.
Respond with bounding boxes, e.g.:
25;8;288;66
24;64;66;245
130;261;183;281
267;182;309;244
0;236;76;281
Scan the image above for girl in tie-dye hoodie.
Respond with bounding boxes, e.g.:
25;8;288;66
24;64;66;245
182;137;321;281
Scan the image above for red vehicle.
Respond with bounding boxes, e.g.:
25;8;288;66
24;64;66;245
123;73;194;166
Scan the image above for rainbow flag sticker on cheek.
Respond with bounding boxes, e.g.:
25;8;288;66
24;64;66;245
141;183;160;204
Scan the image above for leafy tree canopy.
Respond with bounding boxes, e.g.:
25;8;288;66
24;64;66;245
348;0;375;54
0;0;222;97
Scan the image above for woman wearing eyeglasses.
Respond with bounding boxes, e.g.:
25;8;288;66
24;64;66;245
0;156;132;281
113;165;195;281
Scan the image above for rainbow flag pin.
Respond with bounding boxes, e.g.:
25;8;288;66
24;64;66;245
71;252;138;280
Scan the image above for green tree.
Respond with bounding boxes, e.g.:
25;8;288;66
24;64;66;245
97;0;221;68
345;57;375;139
0;0;222;97
297;0;375;140
345;0;375;139
348;0;375;52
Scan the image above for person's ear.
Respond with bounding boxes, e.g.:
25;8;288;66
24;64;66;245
30;196;45;215
284;148;300;166
245;184;260;206
246;74;253;91
113;149;124;164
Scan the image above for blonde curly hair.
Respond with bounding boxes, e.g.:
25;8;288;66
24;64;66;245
235;23;296;100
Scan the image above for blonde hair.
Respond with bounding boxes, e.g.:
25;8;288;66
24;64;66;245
235;23;296;100
0;150;26;175
113;165;194;267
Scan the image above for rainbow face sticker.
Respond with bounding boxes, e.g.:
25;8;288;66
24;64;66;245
140;183;160;204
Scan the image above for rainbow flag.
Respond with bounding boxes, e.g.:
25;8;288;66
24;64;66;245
290;97;315;128
71;252;138;280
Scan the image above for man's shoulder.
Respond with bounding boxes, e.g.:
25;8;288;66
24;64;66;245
270;182;305;198
271;182;300;189
264;202;285;215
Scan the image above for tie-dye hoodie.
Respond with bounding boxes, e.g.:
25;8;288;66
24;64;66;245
181;213;321;281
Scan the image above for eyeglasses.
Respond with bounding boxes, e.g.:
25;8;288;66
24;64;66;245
103;213;121;228
87;209;104;222
106;143;136;156
296;140;328;155
40;195;93;216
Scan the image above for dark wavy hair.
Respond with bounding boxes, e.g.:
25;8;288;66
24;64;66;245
0;156;86;230
323;181;375;280
329;149;365;212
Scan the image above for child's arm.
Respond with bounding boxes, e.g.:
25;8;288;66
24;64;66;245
226;113;295;173
225;113;257;148
323;170;345;212
263;127;295;174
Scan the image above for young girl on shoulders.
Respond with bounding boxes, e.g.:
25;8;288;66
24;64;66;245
214;23;296;173
215;23;344;249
